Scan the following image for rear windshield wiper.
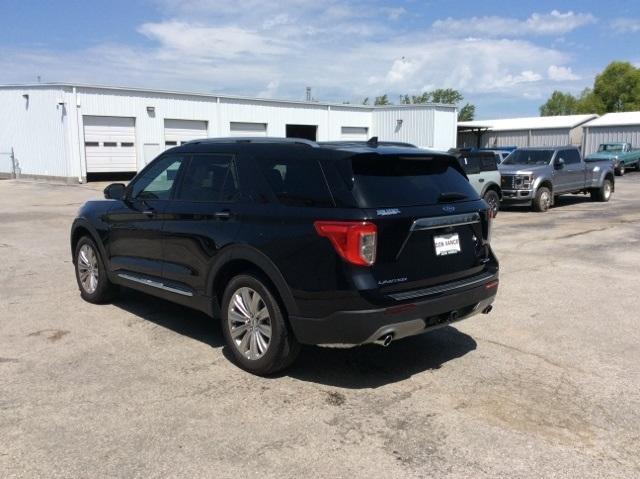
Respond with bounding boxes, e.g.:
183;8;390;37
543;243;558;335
438;192;468;203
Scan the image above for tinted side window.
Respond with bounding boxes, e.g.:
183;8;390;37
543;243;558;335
129;155;185;200
458;156;480;175
480;155;498;172
176;155;239;202
257;157;333;207
564;149;581;164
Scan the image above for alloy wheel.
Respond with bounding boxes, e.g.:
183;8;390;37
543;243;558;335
227;287;272;360
77;244;99;294
541;191;551;211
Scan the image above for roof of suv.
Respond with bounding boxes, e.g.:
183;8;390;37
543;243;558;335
515;145;577;151
179;136;445;157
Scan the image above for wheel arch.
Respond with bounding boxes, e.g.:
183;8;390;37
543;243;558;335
207;245;298;319
536;178;553;192
604;172;615;192
481;182;502;199
70;219;107;264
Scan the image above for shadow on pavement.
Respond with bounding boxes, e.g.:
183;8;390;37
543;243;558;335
501;193;595;213
113;289;477;389
284;326;477;389
112;289;225;348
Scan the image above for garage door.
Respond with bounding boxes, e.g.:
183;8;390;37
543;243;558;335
341;126;369;140
230;122;267;137
164;119;208;148
84;116;136;173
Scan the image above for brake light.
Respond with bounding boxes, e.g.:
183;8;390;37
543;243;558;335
486;208;494;242
314;221;377;266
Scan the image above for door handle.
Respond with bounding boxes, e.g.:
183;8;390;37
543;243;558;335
214;210;232;220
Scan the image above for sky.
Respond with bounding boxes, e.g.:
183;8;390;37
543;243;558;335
1;0;639;118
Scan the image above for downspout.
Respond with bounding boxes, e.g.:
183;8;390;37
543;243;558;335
74;87;83;183
216;97;221;137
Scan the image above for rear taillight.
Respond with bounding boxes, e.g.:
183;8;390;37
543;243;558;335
486;208;494;242
314;221;377;266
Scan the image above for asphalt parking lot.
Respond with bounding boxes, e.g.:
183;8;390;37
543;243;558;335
1;175;639;478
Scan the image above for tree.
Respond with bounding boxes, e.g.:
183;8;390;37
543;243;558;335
574;88;606;115
374;94;391;105
364;88;476;120
539;61;640;116
458;103;476;122
593;61;640;112
539;91;579;116
430;88;464;105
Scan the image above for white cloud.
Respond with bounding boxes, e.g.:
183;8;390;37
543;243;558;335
138;21;289;59
433;10;596;37
610;18;640;33
385;7;406;21
547;65;580;81
0;2;591;109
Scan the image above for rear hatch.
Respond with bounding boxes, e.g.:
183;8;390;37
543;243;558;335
324;152;494;296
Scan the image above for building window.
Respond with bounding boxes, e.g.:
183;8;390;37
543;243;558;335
84;141;99;147
121;142;134;147
103;142;117;147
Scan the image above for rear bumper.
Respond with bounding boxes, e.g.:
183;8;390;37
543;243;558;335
289;271;499;346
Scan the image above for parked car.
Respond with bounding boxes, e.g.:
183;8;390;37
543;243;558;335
477;148;515;164
585;142;640;176
499;146;615;212
456;151;502;217
71;138;499;374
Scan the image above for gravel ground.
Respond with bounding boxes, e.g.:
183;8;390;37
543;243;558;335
1;175;639;478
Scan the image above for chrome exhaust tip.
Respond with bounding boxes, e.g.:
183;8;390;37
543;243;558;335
482;305;493;314
374;333;393;347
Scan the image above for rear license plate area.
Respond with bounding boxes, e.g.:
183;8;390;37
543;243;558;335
434;233;461;256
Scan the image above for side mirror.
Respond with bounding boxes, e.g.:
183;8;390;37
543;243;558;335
555;158;565;170
104;183;126;200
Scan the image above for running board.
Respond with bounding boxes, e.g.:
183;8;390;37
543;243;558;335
117;272;194;297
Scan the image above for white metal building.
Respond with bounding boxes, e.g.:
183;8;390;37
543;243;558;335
457;114;598;149
0;83;457;182
582;112;640;155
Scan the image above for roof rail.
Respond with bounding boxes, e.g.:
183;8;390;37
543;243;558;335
183;136;319;147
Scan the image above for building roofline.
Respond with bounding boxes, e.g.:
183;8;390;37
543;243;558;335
0;82;456;110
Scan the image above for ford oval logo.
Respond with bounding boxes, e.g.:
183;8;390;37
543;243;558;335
442;205;456;213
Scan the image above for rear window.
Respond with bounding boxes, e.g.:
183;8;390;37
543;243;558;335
258;156;333;207
337;155;478;208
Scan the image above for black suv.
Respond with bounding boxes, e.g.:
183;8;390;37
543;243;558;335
71;138;499;374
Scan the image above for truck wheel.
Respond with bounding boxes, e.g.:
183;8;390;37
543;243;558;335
483;190;500;218
636;161;640;171
533;187;551;212
221;274;300;375
591;179;612;202
616;164;625;176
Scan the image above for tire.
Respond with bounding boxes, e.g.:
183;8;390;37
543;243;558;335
74;236;118;303
483;189;500;218
533;186;551;212
591;179;612;202
636;161;640;171
221;274;300;375
616;164;625;176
